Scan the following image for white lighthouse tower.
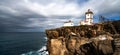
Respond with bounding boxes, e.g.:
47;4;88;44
85;9;93;25
80;9;94;25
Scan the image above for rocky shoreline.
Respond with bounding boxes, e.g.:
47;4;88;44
45;20;120;55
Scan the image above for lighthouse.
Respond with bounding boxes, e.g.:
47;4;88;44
80;9;94;25
85;9;93;25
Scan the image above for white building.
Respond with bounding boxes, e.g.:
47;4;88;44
63;20;74;27
80;9;94;25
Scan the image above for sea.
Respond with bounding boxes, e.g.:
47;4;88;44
0;32;48;55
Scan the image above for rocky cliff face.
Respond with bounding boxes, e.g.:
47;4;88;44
45;20;120;55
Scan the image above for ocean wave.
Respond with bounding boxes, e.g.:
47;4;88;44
21;46;49;55
44;37;47;41
21;37;48;55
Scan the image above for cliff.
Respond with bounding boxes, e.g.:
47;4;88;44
45;20;120;55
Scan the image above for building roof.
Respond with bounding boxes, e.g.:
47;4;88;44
64;20;73;23
85;9;93;14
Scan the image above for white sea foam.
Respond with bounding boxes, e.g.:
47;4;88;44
21;37;48;55
37;46;49;55
21;46;49;55
44;37;48;41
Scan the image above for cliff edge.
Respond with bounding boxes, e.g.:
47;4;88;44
45;20;120;55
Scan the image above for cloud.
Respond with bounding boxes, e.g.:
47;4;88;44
0;0;120;32
23;0;81;17
23;0;120;18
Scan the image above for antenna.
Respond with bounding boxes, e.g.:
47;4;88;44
99;15;117;34
99;15;106;23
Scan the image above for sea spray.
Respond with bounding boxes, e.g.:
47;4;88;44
21;36;48;55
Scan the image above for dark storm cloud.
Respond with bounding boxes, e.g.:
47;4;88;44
0;1;47;32
0;11;47;32
0;0;120;32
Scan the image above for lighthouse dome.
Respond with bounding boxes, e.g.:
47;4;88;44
85;9;93;14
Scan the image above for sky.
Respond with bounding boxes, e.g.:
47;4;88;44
0;0;120;32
